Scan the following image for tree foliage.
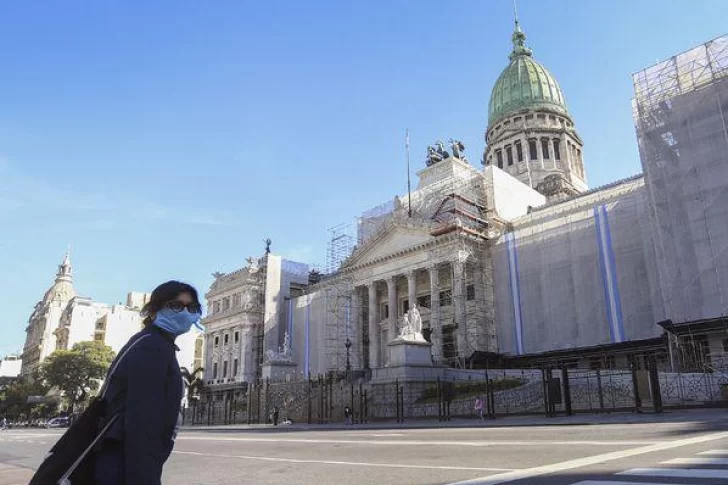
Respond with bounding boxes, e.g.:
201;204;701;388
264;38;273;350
0;376;50;418
180;366;204;403
41;341;115;408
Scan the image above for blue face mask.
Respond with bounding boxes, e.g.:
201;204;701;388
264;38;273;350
153;308;201;336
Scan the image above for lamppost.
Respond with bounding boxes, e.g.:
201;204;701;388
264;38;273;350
345;338;352;375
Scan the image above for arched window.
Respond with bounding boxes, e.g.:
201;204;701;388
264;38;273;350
529;139;538;160
496;149;503;169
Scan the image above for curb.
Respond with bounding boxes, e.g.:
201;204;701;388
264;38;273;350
181;410;728;433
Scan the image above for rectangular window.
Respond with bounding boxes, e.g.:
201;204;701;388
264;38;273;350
496;150;503;169
213;363;218;379
553;138;561;160
224;334;229;345
439;290;452;306
466;284;475;301
232;293;241;308
382;303;389;319
515;141;523;162
214;336;219;347
222;297;230;311
529;139;538;160
233;358;238;377
222;361;228;378
402;299;409;315
506;145;513;166
541;138;550;159
416;294;431;309
234;331;240;343
213;301;221;314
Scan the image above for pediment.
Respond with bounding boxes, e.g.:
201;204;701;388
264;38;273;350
343;221;434;269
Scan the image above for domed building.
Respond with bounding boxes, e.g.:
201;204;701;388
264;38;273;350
484;20;587;200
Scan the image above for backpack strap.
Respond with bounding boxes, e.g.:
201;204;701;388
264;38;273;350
99;333;151;399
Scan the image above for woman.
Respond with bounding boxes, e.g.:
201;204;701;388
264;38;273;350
94;281;202;485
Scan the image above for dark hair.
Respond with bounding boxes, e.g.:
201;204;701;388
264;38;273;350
140;280;201;326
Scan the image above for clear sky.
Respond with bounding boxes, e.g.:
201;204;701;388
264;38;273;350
1;0;726;355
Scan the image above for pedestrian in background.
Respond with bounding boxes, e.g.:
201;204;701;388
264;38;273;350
474;396;484;420
94;281;203;485
344;405;352;425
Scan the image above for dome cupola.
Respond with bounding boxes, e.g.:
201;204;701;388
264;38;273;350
488;20;569;128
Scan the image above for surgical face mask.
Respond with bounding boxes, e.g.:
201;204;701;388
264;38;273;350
153;308;201;336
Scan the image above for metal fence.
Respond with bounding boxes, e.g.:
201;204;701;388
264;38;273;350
184;365;728;426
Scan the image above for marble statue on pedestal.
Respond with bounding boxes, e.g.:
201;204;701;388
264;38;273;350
266;331;292;362
397;304;426;342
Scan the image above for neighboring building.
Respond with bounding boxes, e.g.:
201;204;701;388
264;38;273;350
202;255;308;390
20;253;202;376
199;27;728;393
0;356;22;379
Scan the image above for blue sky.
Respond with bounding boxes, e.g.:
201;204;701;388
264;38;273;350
1;0;726;355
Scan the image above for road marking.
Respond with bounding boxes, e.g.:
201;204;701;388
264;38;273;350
572;482;693;485
446;430;728;485
697;449;728;456
663;456;728;465
618;467;728;479
178;436;658;447
172;450;515;472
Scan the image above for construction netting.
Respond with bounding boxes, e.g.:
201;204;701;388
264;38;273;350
632;34;728;324
492;176;663;357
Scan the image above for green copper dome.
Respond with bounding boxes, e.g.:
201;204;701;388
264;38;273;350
488;22;568;127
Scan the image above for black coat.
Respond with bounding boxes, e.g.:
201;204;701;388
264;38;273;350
95;325;183;485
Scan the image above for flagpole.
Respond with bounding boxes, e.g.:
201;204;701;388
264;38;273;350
406;129;412;218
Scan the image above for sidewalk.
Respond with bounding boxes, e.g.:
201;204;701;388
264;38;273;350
0;463;34;485
182;407;728;433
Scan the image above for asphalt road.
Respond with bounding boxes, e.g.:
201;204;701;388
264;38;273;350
3;416;728;485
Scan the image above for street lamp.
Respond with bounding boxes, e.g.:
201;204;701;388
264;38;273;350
345;338;352;375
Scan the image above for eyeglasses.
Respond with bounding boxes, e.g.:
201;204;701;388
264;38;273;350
166;301;202;314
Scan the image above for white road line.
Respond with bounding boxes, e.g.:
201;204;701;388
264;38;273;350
178;436;658;447
618;467;728;479
572;482;693;485
697;449;728;456
663;456;728;465
446;430;728;485
172;450;515;472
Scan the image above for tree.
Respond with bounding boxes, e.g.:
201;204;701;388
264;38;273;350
41;341;115;411
0;376;50;419
180;366;204;404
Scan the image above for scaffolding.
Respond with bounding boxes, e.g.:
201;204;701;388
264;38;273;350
632;34;728;371
632;34;728;324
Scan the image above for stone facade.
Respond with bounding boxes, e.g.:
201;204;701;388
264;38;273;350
20;253;202;377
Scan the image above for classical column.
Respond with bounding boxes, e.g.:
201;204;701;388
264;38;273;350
536;136;544;168
367;282;380;368
546;138;554;167
407;270;417;312
565;138;573;171
386;276;398;349
452;260;467;359
351;287;362;370
429;265;442;363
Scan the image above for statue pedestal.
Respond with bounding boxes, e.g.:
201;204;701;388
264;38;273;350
262;361;298;382
387;338;432;367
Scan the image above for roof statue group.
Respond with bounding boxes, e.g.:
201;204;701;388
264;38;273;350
426;139;467;166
